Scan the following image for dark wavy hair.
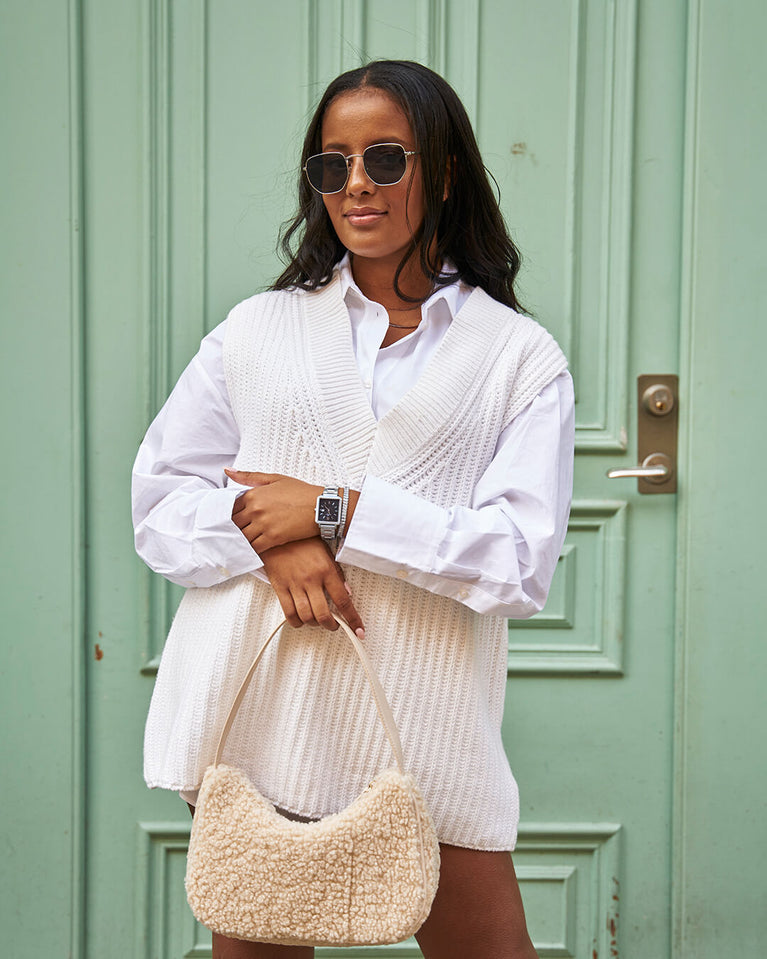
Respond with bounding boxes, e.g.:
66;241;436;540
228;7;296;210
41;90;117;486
272;59;524;311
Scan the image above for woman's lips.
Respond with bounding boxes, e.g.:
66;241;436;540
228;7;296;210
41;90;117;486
344;209;386;226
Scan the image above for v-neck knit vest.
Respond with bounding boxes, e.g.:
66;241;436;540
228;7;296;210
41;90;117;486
143;276;568;850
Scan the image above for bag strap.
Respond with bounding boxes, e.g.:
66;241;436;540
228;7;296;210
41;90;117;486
214;615;405;773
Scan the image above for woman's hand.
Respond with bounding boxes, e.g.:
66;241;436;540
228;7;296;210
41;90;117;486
259;539;365;638
226;469;360;553
226;469;321;552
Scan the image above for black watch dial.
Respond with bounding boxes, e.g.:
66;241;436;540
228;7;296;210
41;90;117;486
317;498;341;522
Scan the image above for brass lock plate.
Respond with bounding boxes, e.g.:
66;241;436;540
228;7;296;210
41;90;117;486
637;374;678;493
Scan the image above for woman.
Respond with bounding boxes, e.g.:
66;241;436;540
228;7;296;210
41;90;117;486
133;60;573;959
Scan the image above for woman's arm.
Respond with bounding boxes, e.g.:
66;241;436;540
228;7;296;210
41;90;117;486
131;323;364;635
338;373;574;618
223;470;360;551
131;323;265;588
227;373;574;620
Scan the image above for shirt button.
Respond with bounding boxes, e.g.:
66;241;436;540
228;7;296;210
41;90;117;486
458;588;470;600
395;569;409;579
364;378;372;390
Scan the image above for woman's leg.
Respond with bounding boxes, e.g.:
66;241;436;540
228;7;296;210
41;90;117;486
415;844;538;959
211;934;313;959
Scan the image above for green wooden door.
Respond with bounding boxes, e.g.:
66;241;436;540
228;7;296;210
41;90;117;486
4;2;766;958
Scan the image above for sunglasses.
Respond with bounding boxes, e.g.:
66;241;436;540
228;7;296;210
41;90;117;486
304;143;419;195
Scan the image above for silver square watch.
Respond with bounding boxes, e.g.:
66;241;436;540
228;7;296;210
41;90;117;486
315;486;343;541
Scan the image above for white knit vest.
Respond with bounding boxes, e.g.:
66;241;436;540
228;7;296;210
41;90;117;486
143;276;567;850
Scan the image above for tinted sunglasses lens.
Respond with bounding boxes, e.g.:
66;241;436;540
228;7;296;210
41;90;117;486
305;153;347;193
364;144;407;184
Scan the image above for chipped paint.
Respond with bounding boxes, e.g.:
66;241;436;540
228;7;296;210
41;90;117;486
510;141;538;165
607;876;620;957
94;644;104;661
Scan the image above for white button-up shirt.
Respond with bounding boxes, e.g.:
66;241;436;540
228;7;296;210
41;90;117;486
132;256;574;617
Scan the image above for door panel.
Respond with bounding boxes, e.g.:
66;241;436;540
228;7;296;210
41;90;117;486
80;2;684;957
0;2;85;954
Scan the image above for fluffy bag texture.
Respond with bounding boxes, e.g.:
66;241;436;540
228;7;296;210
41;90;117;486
185;764;439;946
184;617;440;946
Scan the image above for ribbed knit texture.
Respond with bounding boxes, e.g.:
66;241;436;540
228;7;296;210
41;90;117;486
143;276;567;850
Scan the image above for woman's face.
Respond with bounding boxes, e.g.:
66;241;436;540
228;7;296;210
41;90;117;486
319;88;425;272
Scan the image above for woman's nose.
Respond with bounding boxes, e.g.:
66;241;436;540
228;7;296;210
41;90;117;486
345;154;374;194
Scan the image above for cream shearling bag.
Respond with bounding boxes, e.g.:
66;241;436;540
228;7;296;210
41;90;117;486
185;616;440;946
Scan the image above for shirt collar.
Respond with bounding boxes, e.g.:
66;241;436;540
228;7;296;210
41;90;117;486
334;252;470;320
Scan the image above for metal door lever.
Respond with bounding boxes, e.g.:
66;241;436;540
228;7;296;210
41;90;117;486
607;452;672;483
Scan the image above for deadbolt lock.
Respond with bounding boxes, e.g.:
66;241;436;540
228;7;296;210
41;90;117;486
607;375;679;494
642;383;675;416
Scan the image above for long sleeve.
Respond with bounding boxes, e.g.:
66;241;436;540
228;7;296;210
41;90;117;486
338;372;574;618
133;288;573;612
131;321;265;587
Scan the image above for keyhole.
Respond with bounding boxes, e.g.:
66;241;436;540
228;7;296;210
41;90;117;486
642;384;675;416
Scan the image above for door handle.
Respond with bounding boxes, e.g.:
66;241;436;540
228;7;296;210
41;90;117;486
607;452;672;483
606;376;678;494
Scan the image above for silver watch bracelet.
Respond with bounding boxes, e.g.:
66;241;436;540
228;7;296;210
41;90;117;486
338;485;350;540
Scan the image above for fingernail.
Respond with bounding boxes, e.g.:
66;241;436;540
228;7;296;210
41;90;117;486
344;582;353;595
355;628;365;641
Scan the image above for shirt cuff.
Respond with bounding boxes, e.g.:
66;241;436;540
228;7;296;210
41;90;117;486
192;485;266;580
337;475;445;576
336;477;541;616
